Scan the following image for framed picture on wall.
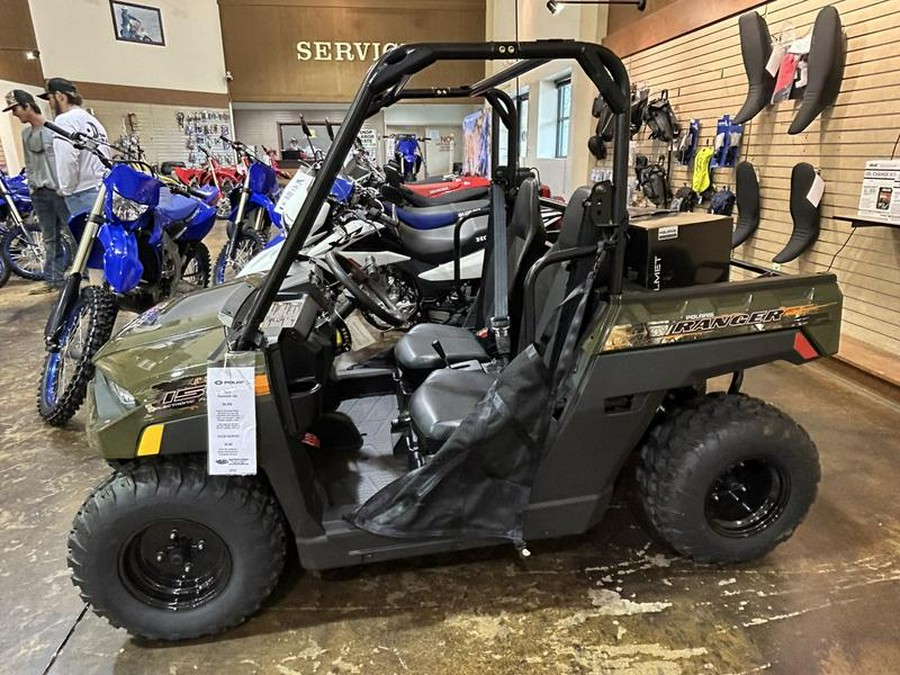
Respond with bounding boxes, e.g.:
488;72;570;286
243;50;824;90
110;1;165;46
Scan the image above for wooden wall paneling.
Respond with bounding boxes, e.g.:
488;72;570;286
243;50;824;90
618;0;900;376
219;1;486;103
0;0;43;84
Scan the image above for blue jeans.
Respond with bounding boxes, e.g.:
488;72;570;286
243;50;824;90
31;188;72;287
64;187;101;218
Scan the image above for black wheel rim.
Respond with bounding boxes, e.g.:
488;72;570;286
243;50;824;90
705;458;790;538
120;519;232;611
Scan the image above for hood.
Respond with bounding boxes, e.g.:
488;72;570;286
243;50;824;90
93;280;257;397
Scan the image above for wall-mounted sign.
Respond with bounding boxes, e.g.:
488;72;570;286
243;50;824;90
296;41;400;62
219;0;486;103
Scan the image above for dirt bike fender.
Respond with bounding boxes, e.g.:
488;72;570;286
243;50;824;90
67;212;104;269
98;224;143;293
247;193;283;230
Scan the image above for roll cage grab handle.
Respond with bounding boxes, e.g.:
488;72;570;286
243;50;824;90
233;40;631;350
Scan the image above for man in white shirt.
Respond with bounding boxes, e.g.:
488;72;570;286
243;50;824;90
38;78;110;216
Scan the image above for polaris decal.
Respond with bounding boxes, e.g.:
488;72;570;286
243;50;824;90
602;303;834;352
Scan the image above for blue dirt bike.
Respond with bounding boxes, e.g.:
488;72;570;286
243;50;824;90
38;121;219;426
0;169;73;281
392;134;427;182
213;135;284;283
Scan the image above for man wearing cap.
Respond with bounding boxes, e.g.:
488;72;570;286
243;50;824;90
3;89;72;293
38;78;110;216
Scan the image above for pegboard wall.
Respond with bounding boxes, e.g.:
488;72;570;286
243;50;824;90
619;0;900;364
88;101;232;167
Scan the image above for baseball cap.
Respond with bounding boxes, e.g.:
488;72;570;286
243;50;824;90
38;77;78;100
2;89;36;112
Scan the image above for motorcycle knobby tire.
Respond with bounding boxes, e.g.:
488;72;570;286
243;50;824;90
38;285;118;426
213;229;265;284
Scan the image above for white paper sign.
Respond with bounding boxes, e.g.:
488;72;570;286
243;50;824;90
765;45;785;77
274;171;313;228
806;173;825;208
207;367;257;476
857;159;900;224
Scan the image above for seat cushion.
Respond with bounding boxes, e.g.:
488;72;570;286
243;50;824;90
395;323;489;372
409;369;496;452
396;206;459;230
156;191;199;222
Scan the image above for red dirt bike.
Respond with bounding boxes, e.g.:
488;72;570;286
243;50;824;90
173;145;244;195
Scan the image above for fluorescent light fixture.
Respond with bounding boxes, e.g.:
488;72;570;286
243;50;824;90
24;50;39;60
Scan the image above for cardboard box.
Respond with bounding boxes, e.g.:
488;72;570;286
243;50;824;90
625;212;732;291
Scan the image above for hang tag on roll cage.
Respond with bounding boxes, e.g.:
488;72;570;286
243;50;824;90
207;350;257;476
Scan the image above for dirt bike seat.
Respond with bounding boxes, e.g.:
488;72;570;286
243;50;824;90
788;6;845;135
406;186;598;452
773;162;823;263
395;199;488;231
733;11;775;124
396;212;488;265
401;186;490;207
156;190;199;223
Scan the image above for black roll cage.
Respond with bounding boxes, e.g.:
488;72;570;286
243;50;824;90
234;40;631;350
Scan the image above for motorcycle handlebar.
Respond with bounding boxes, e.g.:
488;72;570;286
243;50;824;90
43;120;75;141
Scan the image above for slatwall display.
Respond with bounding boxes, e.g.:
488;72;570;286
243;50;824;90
88;101;232;167
623;0;900;367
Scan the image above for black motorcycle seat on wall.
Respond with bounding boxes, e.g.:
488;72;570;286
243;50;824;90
773;162;822;263
395;179;545;377
734;11;776;125
396;199;488;231
789;6;846;135
408;369;497;453
397;214;488;265
732;161;761;248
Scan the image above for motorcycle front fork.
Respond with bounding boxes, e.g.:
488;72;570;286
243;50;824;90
45;185;108;348
225;185;251;259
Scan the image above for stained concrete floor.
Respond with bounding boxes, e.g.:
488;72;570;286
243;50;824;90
1;273;899;675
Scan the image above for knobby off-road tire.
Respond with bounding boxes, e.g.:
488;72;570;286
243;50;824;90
38;286;118;426
0;250;9;288
180;241;212;289
213;228;265;284
637;393;820;564
68;457;287;641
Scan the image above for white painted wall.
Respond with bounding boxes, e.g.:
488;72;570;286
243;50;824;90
29;0;227;93
0;79;51;174
485;0;608;197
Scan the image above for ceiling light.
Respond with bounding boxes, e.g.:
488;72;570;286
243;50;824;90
24;50;39;61
546;0;646;14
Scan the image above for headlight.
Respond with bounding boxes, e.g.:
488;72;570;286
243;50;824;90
108;379;137;408
110;188;150;222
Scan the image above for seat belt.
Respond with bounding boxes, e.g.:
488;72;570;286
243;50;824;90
489;184;511;359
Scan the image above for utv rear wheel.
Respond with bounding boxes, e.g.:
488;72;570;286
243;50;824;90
213;229;265;284
637;393;819;564
68;457;287;640
38;286;117;426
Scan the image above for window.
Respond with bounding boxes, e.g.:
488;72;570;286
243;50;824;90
555;78;571;158
517;93;529;160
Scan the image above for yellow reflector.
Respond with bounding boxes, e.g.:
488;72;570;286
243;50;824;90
255;373;270;396
136;424;164;456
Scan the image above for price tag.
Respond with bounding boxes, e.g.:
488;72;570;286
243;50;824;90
274;170;313;228
207;366;257;476
806;173;825;208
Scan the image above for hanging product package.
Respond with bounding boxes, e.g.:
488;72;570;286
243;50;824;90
353;345;552;543
676;119;700;166
711;115;743;168
693;146;714;195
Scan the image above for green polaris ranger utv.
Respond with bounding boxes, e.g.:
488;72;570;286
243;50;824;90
67;40;842;641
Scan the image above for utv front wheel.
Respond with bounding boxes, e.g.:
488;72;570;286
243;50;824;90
68;458;287;640
637;393;819;564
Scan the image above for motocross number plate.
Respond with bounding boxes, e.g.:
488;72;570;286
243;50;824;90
274;171;313;227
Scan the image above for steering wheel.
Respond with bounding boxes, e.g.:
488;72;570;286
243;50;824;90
324;251;408;327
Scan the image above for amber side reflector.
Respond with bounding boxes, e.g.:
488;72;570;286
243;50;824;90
255;373;271;396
